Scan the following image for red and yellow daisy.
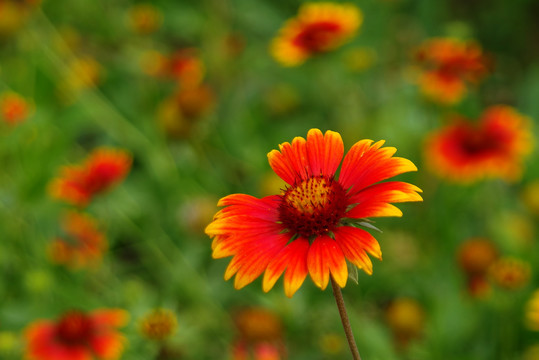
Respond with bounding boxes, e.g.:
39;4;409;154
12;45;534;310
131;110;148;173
206;129;422;297
24;308;128;360
48;211;107;269
270;2;362;67
425;105;533;183
0;91;31;125
414;37;488;105
49;148;132;207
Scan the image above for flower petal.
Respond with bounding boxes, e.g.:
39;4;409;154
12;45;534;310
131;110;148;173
267;129;344;185
334;226;381;275
306;129;344;178
307;235;348;290
263;237;310;297
339;140;417;194
226;233;291;289
90;332;126;360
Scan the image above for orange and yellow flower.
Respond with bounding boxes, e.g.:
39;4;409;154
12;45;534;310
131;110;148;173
526;290;539;331
489;257;531;290
49;148;132;207
270;2;362;67
414;37;488;105
139;308;177;341
146;48;205;88
425;105;533;183
206;129;422;297
0;91;31;125
127;3;162;35
24;309;128;360
48;211;107;269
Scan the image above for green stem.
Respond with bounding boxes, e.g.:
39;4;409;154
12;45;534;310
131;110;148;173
331;277;362;360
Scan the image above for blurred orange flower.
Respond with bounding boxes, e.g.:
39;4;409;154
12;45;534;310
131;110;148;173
457;237;498;298
385;297;425;349
157;84;215;138
206;129;422;297
425;105;533;183
139;308;177;341
270;2;362;66
526;290;539;331
48;211;107;269
147;48;205;88
414;37;488;105
127;3;162;35
24;309;128;360
489;257;531;290
0;91;31;125
231;308;285;360
49;148;132;207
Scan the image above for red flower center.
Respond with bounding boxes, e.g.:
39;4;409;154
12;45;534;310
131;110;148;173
279;176;347;238
460;130;503;157
56;311;93;345
292;21;341;52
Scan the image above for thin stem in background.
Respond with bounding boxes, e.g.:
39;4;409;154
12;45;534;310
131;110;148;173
331;277;362;360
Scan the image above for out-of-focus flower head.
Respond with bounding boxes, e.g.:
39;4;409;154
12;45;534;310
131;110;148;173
271;2;362;66
24;308;128;360
522;180;539;217
139;308;177;342
457;237;499;298
414;37;489;105
48;211;107;269
158;49;205;88
385;298;425;349
425;105;533;183
489;257;531;291
234;308;283;344
59;56;102;102
157;84;215;138
0;0;40;37
49;147;132;207
457;238;499;276
0;91;31;125
524;344;539;360
231;308;285;360
232;341;284;360
526;290;539;331
206;129;422;297
127;3;163;35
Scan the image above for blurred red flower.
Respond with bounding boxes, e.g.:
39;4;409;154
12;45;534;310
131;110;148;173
48;211;107;269
24;309;128;360
206;129;422;297
49;148;132;206
425;105;533;183
0;91;31;125
414;37;489;105
270;2;362;66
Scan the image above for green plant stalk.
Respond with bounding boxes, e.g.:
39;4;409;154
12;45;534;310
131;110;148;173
331;277;362;360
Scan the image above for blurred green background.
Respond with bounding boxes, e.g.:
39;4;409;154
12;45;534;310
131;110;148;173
1;0;538;359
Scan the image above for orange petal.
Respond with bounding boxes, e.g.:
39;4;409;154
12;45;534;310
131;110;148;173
90;332;126;360
305;129;344;178
263;237;309;297
307;235;347;290
334;226;382;275
91;309;129;328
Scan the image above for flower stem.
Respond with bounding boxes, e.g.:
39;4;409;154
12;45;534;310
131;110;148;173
331;277;362;360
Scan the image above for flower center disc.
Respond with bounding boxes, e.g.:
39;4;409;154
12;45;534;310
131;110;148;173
279;176;347;238
56;311;93;345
